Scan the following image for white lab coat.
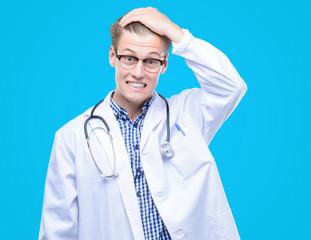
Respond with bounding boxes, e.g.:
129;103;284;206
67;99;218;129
39;29;247;240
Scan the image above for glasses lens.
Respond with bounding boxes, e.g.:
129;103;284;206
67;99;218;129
144;59;161;73
120;56;137;69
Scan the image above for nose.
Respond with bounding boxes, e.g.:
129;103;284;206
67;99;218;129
131;60;145;79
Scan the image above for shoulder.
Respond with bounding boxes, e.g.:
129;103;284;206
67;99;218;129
55;106;92;141
166;88;205;130
55;92;113;141
168;88;202;106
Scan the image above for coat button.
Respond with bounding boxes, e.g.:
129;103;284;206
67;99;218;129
157;192;164;200
181;179;187;185
176;230;184;239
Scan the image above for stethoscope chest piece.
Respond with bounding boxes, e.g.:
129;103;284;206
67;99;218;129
160;142;175;158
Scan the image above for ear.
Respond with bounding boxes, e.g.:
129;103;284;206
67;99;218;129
160;53;169;74
109;45;116;67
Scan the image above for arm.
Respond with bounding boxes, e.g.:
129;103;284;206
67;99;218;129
120;7;247;145
39;132;78;239
172;30;247;145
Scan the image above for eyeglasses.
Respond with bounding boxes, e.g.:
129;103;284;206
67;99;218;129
115;52;166;73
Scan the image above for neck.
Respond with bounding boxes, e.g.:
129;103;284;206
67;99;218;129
126;104;144;122
112;94;149;122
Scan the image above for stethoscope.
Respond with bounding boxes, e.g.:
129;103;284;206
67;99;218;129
84;94;175;179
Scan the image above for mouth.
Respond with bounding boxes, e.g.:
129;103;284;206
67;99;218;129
126;81;146;88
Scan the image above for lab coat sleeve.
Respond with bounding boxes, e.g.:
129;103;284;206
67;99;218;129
172;29;247;145
39;131;78;240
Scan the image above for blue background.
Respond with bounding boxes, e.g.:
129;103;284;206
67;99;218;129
1;0;310;239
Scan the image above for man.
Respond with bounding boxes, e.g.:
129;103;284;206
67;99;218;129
39;7;247;240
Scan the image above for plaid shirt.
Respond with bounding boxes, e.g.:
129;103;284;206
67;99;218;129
110;94;171;240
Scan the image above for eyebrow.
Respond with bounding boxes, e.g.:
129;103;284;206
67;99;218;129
121;48;162;58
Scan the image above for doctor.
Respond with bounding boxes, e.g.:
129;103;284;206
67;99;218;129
39;7;247;240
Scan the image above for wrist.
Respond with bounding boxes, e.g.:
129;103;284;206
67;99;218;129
165;23;184;44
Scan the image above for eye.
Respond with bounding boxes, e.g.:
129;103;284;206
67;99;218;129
122;56;136;63
145;59;158;65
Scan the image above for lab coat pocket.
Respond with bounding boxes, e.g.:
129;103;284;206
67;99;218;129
168;124;214;180
216;209;240;240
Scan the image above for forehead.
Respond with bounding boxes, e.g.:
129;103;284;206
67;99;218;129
117;31;165;56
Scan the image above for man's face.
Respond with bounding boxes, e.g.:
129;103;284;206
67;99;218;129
109;31;168;109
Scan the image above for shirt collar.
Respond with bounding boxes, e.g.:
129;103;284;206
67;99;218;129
109;92;155;122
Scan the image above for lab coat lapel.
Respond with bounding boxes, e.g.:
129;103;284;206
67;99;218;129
85;92;145;239
85;94;118;175
141;92;166;151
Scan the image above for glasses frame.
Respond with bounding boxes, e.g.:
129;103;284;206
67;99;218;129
115;51;166;73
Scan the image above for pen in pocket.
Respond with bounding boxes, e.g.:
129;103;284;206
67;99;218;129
175;123;185;136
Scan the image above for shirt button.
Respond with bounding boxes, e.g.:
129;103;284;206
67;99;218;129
133;122;138;128
135;144;139;150
136;191;141;197
136;167;144;175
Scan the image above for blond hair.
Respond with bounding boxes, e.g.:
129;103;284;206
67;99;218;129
110;17;171;53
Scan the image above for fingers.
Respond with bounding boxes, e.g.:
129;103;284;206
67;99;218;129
119;7;161;28
118;7;168;36
117;7;184;43
119;8;145;27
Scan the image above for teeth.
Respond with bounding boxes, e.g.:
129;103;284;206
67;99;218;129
127;82;145;88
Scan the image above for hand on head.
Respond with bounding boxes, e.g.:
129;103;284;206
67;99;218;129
119;7;184;44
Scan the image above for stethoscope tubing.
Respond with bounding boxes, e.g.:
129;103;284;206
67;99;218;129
84;93;174;179
158;93;170;142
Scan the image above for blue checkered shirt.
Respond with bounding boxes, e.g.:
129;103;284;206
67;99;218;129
110;94;171;240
